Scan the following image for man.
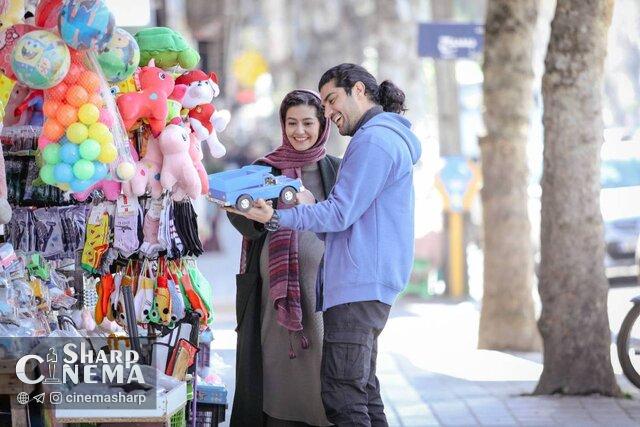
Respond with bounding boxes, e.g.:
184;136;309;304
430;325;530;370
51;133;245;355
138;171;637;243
236;63;421;426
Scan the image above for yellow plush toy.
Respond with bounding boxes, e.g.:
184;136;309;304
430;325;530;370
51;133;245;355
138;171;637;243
0;0;27;28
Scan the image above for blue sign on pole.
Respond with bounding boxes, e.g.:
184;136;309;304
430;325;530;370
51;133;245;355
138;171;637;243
438;156;475;212
418;22;484;59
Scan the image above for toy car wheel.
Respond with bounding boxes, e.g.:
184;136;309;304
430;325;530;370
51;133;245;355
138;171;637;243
236;194;254;212
280;186;297;205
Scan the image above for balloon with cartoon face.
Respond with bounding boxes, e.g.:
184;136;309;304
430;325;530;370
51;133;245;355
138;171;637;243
97;27;140;83
58;0;114;51
11;30;70;89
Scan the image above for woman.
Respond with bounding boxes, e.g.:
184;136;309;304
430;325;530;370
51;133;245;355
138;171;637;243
228;90;340;426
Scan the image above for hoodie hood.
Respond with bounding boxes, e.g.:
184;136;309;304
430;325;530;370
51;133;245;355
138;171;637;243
361;112;422;164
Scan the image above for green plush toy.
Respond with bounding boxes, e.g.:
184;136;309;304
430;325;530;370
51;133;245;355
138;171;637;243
134;27;200;70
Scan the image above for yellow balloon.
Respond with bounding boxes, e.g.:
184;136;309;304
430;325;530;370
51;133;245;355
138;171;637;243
78;103;100;125
97;143;117;164
66;122;89;144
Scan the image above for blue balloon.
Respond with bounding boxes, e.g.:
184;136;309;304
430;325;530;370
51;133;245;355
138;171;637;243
93;161;108;180
70;179;91;192
53;163;74;183
59;143;80;165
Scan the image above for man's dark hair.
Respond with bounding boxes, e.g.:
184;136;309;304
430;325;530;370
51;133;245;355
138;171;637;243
279;90;326;136
318;63;407;114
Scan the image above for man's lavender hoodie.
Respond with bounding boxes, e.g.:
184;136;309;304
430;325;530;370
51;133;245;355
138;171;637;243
278;112;422;310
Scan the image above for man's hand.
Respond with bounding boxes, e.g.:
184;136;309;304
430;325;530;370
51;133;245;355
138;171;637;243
223;199;274;224
296;189;316;205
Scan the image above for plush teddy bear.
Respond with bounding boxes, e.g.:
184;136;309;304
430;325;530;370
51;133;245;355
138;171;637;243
175;70;229;158
158;124;200;200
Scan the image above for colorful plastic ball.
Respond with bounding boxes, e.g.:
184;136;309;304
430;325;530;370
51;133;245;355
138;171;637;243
65;85;89;107
64;63;84;84
72;159;95;180
48;82;68;100
79;70;101;94
11;30;70;89
43;119;65;141
59;142;80;164
55;104;78;127
70;179;91;192
53;163;74;183
88;122;111;143
79;139;101;160
89;93;104;107
43;100;61;118
58;0;115;51
42;143;61;164
66;122;89;143
93;161;108;180
78;103;99;125
116;161;135;180
97;142;117;163
39;165;56;185
97;27;140;83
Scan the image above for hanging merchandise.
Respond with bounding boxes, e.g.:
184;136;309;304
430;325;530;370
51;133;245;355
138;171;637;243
57;0;115;51
11;30;70;89
96;27;140;84
134;27;200;70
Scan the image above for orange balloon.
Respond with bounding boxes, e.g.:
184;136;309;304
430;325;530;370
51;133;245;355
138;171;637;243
66;85;89;107
64;63;84;84
43;100;61;118
42;119;65;141
48;82;68;101
55;104;78;127
89;93;104;107
79;71;101;94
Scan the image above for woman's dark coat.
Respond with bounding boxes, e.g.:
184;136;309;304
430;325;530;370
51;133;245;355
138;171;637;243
228;155;341;427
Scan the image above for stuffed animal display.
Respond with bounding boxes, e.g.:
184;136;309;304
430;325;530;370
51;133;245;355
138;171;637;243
158;124;201;201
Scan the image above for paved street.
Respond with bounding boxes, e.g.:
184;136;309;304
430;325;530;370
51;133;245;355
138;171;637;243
201;215;640;426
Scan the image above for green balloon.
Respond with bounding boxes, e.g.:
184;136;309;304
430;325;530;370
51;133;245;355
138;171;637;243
79;139;101;161
72;159;95;181
42;143;61;165
39;164;56;185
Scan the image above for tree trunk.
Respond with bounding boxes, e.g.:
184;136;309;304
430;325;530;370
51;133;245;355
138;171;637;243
478;0;540;351
535;0;620;396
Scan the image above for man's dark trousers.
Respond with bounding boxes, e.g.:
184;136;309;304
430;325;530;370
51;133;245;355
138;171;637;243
321;300;391;426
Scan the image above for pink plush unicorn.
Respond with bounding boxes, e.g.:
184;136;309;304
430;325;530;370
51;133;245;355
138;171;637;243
123;134;164;199
158;124;201;200
189;132;208;195
116;59;186;136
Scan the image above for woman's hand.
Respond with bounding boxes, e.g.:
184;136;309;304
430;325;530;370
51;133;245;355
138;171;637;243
223;199;274;224
296;189;316;205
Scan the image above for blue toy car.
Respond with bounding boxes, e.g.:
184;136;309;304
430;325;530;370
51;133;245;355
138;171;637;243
208;165;302;212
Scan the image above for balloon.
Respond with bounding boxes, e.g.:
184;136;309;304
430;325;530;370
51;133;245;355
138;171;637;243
59;142;80;164
43;100;61;118
97;27;140;83
93;161;108;180
42;119;65;141
55;104;78;126
39;164;56;185
70;179;91;192
54;163;74;183
66;122;88;143
72;159;95;180
79;70;101;94
11;31;70;89
58;0;115;51
42;143;61;164
116;162;135;180
88;122;111;144
97;142;117;163
79;139;101;160
78;103;99;125
65;85;89;107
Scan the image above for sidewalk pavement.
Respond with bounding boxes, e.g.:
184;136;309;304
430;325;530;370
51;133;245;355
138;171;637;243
199;216;640;426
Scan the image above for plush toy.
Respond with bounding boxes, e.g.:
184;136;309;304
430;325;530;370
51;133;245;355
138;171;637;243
116;59;186;136
134;27;200;70
189;132;208;195
158;124;200;200
3;83;29;126
0;0;27;29
123;135;164;198
0;105;11;225
175;69;229;159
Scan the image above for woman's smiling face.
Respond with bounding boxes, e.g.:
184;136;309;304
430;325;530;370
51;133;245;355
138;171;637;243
285;104;321;151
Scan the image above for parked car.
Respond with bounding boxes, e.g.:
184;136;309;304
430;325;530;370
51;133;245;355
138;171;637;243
208;165;302;212
601;139;640;279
